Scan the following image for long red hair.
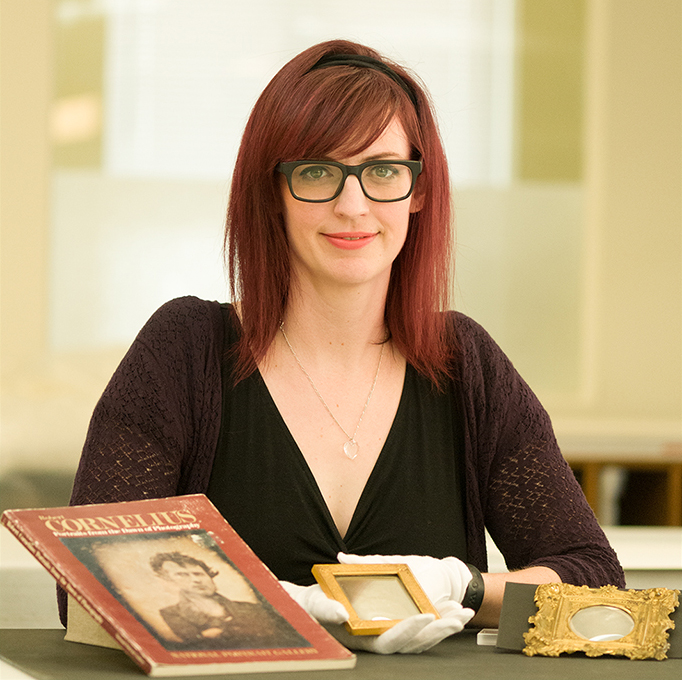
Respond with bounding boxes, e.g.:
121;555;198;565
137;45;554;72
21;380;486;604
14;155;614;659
225;40;456;384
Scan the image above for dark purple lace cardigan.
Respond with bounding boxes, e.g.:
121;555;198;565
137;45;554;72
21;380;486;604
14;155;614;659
60;296;624;624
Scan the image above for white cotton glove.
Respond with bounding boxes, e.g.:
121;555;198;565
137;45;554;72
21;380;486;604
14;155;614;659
280;579;472;654
327;611;469;654
280;581;349;625
337;552;475;616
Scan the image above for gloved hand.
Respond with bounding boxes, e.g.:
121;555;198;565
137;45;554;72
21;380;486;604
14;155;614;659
280;580;471;654
337;552;474;615
280;556;474;654
279;581;349;625
327;611;470;654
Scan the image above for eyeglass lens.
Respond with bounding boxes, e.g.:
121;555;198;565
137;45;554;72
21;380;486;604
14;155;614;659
290;162;414;201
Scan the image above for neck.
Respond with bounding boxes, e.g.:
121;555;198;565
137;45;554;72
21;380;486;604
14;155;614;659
281;280;388;360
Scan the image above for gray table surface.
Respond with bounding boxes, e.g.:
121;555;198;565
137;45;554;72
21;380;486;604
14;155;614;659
1;628;680;680
2;531;681;679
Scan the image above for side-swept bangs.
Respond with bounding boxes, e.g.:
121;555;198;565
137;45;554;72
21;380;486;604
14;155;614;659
276;68;421;163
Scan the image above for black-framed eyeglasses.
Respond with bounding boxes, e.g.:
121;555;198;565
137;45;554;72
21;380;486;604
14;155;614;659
277;159;423;203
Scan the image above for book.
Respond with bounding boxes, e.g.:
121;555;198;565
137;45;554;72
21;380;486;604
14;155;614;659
1;494;356;676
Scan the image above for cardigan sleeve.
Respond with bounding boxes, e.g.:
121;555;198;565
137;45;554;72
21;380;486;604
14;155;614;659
59;296;224;624
454;313;625;588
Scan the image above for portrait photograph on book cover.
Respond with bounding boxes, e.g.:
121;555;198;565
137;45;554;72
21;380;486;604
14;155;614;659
59;528;309;652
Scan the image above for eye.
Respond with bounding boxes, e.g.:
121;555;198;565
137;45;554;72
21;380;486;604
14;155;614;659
367;163;401;180
297;164;335;182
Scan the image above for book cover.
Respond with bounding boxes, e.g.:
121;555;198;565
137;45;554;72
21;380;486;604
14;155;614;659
1;494;356;676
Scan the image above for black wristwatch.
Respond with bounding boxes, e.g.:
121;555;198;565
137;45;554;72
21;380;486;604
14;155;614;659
461;564;485;613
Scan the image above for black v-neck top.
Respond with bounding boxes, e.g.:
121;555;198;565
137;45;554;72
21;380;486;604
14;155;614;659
207;305;468;586
62;296;625;625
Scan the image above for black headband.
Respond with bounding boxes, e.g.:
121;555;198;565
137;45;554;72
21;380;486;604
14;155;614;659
307;53;418;109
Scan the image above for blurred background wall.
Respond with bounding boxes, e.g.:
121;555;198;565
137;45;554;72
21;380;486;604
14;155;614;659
1;0;680;522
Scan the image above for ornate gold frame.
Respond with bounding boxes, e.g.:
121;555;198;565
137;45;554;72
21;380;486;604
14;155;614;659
523;583;679;660
311;563;440;635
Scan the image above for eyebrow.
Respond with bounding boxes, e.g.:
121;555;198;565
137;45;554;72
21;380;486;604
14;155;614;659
361;152;407;162
311;152;407;163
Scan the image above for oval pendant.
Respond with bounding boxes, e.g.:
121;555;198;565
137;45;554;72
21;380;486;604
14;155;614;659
343;440;359;460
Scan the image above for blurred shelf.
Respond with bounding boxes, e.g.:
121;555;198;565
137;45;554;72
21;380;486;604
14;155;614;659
565;443;682;526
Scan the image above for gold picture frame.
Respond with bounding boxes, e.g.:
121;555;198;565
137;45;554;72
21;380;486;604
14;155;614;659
311;563;440;636
523;583;679;660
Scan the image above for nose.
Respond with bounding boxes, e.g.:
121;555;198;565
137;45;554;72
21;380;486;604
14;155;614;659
333;174;370;218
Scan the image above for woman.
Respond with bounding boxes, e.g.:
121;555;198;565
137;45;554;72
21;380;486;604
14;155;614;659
63;40;624;654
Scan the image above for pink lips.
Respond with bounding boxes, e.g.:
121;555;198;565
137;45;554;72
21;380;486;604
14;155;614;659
323;232;378;250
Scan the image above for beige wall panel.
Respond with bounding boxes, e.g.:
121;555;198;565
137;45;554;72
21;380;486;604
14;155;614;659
572;0;682;434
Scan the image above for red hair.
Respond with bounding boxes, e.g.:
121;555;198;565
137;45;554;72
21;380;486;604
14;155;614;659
225;40;455;385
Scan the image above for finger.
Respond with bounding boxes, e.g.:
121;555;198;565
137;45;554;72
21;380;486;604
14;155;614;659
370;614;436;655
305;590;349;624
280;582;349;624
337;552;377;563
436;600;476;623
337;552;400;564
396;617;466;654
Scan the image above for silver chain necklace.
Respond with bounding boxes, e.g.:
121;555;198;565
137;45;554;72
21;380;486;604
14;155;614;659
279;323;384;460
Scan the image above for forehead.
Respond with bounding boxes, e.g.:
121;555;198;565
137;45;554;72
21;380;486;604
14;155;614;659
331;117;411;162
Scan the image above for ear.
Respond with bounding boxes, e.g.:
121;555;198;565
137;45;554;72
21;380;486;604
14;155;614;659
409;182;425;213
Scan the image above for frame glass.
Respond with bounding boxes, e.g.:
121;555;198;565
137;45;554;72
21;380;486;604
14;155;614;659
277;160;422;203
523;583;679;660
311;563;440;635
